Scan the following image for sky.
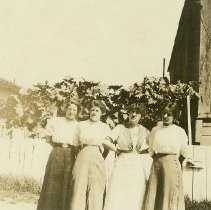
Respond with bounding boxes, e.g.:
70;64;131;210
0;0;185;88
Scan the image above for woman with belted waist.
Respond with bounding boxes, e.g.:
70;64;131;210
70;100;111;210
103;103;152;210
37;98;80;210
143;103;188;210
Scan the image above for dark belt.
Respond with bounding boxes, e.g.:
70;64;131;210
119;148;149;154
53;142;73;148
139;149;149;154
153;153;177;160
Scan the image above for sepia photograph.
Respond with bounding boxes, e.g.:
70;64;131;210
0;0;211;209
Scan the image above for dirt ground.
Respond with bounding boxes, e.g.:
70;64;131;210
0;202;37;210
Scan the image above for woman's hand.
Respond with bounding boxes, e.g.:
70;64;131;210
46;136;54;147
116;148;122;156
182;157;195;168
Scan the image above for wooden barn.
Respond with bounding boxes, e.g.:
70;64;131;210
168;0;211;146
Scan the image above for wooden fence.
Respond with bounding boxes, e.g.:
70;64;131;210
0;128;52;183
0;127;211;201
183;145;211;201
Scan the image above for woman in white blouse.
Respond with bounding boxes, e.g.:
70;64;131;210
143;103;188;210
37;99;80;210
103;104;152;210
70;100;111;210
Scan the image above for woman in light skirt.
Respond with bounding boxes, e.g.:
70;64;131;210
70;100;111;210
143;103;188;210
103;103;152;210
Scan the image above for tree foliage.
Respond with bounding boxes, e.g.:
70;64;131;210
0;76;198;135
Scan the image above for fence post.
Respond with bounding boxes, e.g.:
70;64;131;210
187;95;192;145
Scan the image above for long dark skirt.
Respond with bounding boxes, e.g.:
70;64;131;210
143;154;185;210
37;146;76;210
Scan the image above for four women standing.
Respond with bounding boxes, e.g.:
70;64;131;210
37;99;188;210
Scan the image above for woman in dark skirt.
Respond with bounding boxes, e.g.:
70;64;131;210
143;103;188;210
37;99;80;210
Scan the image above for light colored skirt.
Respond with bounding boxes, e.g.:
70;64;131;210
37;146;76;210
143;154;185;210
104;153;152;210
70;146;106;210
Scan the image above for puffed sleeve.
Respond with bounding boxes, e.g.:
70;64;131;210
148;125;162;157
45;118;55;137
105;123;112;133
73;123;81;146
148;127;156;156
180;129;189;157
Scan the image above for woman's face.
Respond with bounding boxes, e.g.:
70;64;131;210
89;106;102;122
162;110;174;126
65;103;78;120
128;111;141;126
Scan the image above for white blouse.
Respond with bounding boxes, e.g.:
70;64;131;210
148;123;188;157
46;117;79;145
78;120;111;146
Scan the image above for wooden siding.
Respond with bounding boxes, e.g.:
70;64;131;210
195;120;211;145
198;0;211;116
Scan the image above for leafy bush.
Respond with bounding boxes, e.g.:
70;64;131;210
185;196;211;210
0;76;198;134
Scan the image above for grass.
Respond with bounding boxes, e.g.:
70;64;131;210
185;196;211;210
1;175;211;208
0;174;41;204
